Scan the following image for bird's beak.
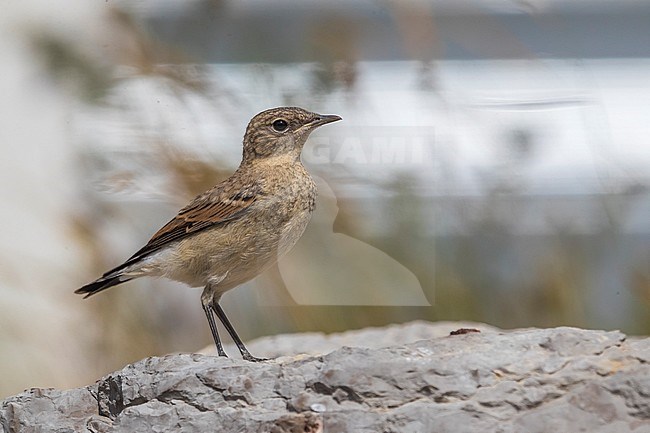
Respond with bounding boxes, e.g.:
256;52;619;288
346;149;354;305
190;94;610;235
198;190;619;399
308;114;342;128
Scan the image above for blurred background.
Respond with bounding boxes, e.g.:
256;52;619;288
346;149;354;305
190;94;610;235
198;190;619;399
1;0;649;399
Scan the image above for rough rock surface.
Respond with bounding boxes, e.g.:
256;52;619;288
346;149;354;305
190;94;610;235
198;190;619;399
211;320;500;358
2;322;649;433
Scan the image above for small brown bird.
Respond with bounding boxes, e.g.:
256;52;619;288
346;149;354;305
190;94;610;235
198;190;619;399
76;107;341;362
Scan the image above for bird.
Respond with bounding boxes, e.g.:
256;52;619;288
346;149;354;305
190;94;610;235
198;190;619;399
75;107;341;362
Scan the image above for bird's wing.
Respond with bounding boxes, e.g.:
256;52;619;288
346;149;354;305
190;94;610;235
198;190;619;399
104;182;260;276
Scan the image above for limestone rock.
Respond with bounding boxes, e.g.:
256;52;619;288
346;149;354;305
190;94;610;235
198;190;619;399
2;322;649;433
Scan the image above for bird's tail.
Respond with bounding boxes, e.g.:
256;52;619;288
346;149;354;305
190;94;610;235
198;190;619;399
75;274;134;299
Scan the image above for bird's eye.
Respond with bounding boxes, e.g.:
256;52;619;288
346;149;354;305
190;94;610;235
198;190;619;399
272;119;289;132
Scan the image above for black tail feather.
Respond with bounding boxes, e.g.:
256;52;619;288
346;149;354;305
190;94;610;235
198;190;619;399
75;275;133;299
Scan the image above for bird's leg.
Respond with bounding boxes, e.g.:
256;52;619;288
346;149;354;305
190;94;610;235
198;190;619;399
201;293;227;357
213;302;267;362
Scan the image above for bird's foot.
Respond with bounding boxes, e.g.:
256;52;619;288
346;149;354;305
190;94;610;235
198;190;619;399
242;353;269;362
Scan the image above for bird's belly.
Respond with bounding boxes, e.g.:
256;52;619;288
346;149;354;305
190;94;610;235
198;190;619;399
277;207;312;257
158;208;313;290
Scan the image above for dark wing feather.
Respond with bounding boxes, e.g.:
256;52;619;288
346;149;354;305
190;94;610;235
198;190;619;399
102;183;260;277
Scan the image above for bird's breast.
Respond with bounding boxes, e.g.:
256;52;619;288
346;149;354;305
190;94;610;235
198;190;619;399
268;171;316;257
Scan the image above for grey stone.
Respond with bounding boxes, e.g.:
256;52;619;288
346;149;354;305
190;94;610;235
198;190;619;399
2;322;649;433
212;320;499;358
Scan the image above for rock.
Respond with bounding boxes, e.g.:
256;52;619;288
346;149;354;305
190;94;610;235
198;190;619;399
210;320;499;357
2;322;649;433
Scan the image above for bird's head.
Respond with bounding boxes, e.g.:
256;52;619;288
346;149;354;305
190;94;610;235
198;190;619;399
242;107;341;163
